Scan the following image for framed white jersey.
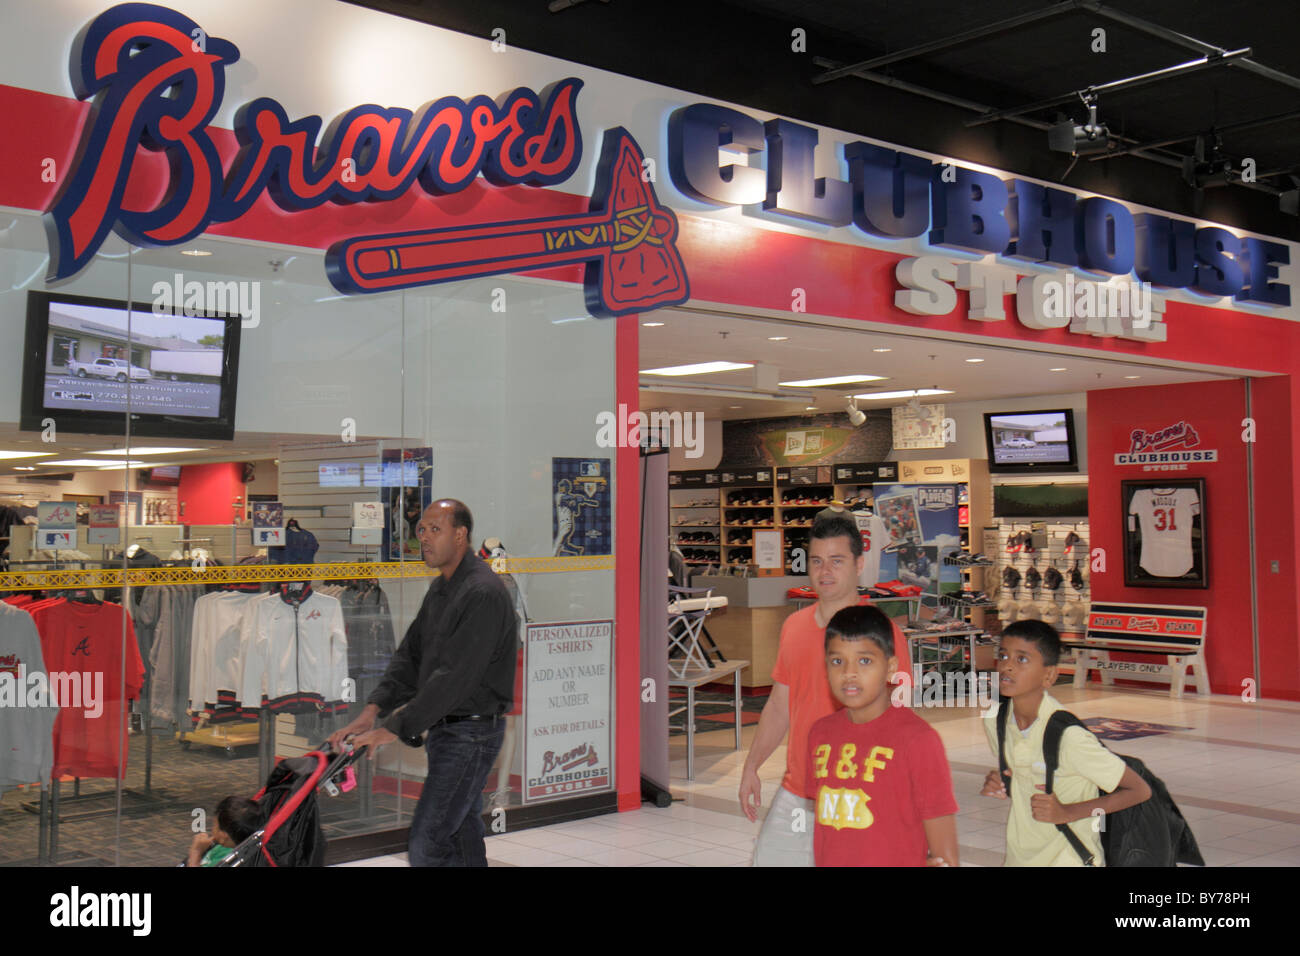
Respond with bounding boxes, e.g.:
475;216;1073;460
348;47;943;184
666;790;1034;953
1122;479;1207;588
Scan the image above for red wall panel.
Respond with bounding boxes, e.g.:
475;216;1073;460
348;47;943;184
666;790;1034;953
177;462;244;526
1087;380;1299;699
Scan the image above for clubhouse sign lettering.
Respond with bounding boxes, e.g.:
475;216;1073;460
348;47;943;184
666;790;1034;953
667;102;1293;338
44;3;688;318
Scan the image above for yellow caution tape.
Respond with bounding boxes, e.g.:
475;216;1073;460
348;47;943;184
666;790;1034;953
0;555;614;592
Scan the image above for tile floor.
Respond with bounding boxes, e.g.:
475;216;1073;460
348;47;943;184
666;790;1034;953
337;683;1300;867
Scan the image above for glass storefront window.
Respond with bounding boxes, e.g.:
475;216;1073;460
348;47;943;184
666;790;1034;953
0;217;618;865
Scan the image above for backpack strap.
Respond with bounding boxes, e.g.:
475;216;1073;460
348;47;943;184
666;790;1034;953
1043;710;1096;867
996;698;1011;788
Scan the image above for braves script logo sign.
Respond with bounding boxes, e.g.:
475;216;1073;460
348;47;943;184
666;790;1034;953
1115;419;1219;468
46;3;689;318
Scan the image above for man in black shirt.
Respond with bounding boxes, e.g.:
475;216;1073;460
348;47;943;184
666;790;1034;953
329;499;517;866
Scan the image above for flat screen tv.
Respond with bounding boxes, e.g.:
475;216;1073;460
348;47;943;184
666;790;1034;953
21;290;241;440
143;465;182;484
983;409;1079;474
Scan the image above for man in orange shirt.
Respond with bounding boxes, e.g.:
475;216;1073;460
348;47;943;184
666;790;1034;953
739;513;911;866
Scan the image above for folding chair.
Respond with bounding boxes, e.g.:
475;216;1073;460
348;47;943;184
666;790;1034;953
667;584;722;679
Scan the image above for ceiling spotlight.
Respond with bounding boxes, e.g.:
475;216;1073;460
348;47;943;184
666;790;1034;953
642;321;664;327
846;398;866;428
1048;92;1109;156
965;358;985;364
872;348;892;353
767;336;789;342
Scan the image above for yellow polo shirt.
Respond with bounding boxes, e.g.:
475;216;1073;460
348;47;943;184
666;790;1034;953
983;692;1126;866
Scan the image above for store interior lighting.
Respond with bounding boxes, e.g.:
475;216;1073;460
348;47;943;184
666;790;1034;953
845;398;866;427
1048;93;1109;156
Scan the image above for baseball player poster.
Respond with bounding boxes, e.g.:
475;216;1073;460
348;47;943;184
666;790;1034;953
552;458;611;557
872;483;963;594
1122;478;1208;588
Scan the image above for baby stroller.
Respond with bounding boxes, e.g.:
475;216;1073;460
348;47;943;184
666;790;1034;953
216;743;366;867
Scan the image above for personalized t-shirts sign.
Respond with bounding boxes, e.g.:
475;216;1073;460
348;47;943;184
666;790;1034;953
523;620;614;804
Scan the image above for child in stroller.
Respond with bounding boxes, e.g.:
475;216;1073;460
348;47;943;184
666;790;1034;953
187;796;260;867
184;744;365;867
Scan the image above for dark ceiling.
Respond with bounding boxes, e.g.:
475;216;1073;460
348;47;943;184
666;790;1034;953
348;0;1300;238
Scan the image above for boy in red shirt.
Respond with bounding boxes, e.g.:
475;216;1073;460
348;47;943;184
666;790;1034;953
807;605;959;866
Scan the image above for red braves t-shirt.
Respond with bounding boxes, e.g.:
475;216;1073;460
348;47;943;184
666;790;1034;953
31;600;144;779
806;706;958;866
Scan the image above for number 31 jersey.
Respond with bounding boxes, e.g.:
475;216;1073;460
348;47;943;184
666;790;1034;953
1129;488;1200;577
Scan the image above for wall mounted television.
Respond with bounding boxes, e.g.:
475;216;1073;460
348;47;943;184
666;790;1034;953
21;290;241;441
142;465;182;485
982;409;1079;474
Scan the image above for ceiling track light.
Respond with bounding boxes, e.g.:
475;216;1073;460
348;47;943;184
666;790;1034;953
846;398;866;428
1049;91;1109;158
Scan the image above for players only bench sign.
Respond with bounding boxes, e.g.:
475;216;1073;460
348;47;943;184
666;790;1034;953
523;621;614;804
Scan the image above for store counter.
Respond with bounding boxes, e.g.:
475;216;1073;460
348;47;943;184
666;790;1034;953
690;574;806;687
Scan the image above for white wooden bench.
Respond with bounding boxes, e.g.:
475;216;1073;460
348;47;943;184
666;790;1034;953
1063;602;1208;699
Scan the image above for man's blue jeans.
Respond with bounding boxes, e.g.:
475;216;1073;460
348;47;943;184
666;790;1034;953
408;717;505;867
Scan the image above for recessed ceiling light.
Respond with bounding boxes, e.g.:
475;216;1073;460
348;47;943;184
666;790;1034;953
1124;375;1141;379
13;466;37;471
965;358;985;364
767;336;789;341
780;374;886;387
640;361;754;376
852;388;954;401
93;461;148;470
642;321;665;327
872;348;892;353
90;447;200;456
1049;368;1067;372
44;459;146;468
804;406;817;411
181;248;212;256
728;405;743;410
0;450;54;460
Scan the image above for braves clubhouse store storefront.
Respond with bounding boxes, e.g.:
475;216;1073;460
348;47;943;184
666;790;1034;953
0;0;1297;868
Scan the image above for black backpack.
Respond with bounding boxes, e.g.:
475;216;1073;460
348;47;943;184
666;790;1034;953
996;700;1204;867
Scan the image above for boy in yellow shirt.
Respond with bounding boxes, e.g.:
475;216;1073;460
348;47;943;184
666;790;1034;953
981;620;1151;866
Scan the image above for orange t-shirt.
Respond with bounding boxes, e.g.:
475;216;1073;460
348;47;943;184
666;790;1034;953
771;600;911;799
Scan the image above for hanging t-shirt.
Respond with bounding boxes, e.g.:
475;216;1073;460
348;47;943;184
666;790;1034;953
0;602;58;788
30;600;144;780
807;706;958;866
854;512;888;588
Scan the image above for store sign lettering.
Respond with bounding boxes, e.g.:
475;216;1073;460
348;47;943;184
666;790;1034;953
668;102;1291;308
1114;420;1219;468
47;4;689;318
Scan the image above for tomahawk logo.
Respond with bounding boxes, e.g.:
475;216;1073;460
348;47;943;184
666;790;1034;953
46;4;690;319
50;886;151;936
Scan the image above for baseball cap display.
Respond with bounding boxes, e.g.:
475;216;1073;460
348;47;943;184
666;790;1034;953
1017;600;1043;621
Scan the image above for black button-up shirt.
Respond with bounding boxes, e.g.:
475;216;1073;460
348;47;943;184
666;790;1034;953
367;551;518;739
